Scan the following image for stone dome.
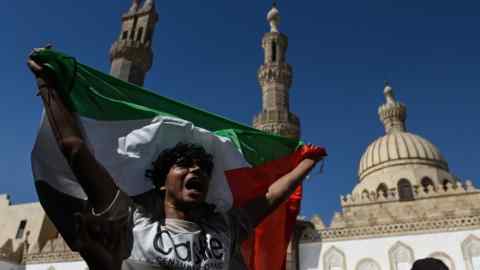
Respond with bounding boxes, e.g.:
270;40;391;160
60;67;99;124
358;132;448;181
356;83;451;186
351;83;458;201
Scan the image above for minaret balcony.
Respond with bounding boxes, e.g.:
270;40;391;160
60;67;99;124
253;110;299;126
257;63;292;88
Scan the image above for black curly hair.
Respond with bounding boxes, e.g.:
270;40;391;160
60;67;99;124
139;143;215;221
411;258;448;270
147;142;214;190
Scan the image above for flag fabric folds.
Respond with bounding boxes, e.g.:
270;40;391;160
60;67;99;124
30;49;325;270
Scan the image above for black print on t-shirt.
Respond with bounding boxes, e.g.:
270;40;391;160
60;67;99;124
153;229;225;265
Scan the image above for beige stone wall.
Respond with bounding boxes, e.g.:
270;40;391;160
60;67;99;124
0;194;57;261
26;233;81;265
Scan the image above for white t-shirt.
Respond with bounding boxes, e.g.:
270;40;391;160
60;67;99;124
123;208;250;270
82;191;252;270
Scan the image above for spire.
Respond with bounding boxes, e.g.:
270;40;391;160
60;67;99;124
143;0;155;9
384;81;397;105
267;2;281;33
378;82;407;134
109;0;159;86
129;0;141;13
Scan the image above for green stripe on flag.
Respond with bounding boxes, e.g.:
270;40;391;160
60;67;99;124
31;49;301;164
214;129;300;166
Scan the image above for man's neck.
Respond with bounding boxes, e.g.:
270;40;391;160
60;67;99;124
163;200;192;220
164;200;210;221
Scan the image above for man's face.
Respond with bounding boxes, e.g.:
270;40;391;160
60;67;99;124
164;158;211;207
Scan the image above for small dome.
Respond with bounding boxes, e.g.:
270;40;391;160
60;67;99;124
267;5;280;22
384;84;393;96
358;132;448;181
267;4;281;32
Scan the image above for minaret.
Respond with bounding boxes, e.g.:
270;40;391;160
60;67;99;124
378;82;407;134
253;3;300;139
110;0;159;86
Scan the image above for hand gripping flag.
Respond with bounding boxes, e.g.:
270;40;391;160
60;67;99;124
30;49;326;270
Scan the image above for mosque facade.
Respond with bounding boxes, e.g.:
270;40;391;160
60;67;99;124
297;84;480;270
0;1;479;270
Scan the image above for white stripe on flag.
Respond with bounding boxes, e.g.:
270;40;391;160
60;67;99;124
32;114;249;212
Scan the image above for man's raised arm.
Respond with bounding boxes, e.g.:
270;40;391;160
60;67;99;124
28;48;119;214
242;145;324;228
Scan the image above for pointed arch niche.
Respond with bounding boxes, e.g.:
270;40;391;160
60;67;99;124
356;258;381;270
398;179;414;201
421;177;434;193
389;242;415;270
462;235;480;270
377;183;388;198
323;246;347;270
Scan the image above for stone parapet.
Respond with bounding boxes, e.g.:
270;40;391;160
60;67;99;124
24;234;81;264
254;110;299;124
341;180;477;207
319;215;480;242
329;179;480;232
25;251;82;264
253;110;300;139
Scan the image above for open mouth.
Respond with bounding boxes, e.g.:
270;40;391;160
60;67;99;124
185;177;204;193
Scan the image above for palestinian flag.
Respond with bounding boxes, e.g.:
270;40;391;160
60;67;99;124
30;49;326;270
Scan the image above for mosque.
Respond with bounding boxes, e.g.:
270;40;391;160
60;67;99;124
1;1;479;269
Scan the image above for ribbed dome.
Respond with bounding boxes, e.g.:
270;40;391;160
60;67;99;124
357;83;449;182
358;132;448;181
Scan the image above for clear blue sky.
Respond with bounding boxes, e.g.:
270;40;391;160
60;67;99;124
1;1;479;224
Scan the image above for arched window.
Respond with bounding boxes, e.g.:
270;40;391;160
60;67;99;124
271;41;277;62
136;27;144;41
323;246;346;270
443;179;451;191
362;189;370;199
377;183;388;198
15;220;27;239
389;242;414;270
356;258;381;270
462;235;480;270
421;177;434;193
122;31;128;40
130;29;136;40
398;179;414;201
